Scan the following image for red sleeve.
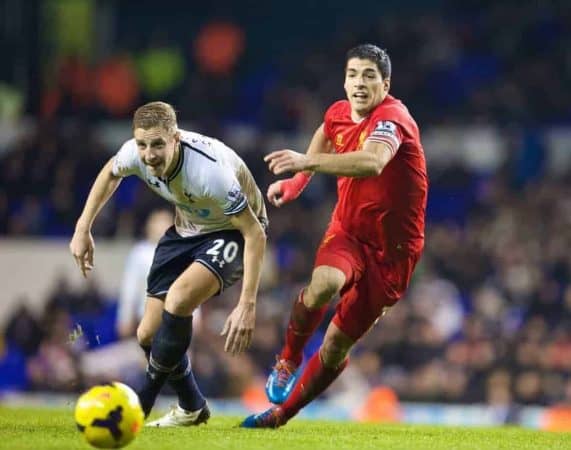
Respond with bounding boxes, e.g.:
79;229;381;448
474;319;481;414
323;101;345;141
366;108;406;158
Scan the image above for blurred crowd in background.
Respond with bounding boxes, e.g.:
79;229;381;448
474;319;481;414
1;0;570;409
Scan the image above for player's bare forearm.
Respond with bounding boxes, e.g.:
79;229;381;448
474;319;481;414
71;158;120;277
306;151;379;176
240;228;266;304
306;141;393;177
265;137;392;178
230;207;267;305
75;158;122;231
221;207;265;354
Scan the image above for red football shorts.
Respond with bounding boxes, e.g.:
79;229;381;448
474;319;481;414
314;222;421;342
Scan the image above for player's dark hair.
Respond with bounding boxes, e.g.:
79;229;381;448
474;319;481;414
133;101;177;133
346;44;391;79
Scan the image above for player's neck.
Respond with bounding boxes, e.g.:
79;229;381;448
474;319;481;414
350;94;389;122
351;111;367;123
163;143;181;180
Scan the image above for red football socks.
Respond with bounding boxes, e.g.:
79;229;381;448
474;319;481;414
280;290;328;366
281;351;348;418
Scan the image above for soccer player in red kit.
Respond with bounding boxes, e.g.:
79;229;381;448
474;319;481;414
241;44;428;428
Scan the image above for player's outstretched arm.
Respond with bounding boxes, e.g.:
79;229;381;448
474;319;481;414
267;139;393;178
265;124;331;207
221;206;267;355
70;158;122;277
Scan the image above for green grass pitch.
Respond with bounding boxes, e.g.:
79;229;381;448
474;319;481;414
0;407;570;450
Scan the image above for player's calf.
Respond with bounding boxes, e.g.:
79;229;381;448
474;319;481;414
138;311;193;417
319;325;354;368
136;324;154;362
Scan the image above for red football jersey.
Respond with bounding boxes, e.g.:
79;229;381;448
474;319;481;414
323;95;428;257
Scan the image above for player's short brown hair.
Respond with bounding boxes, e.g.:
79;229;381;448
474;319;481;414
133;101;177;133
346;44;391;80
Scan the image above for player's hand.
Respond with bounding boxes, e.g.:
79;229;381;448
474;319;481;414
267;173;312;207
220;301;255;355
264;149;309;175
267;180;286;207
69;228;95;278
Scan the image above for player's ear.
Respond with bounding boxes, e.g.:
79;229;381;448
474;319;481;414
174;130;181;142
383;77;391;92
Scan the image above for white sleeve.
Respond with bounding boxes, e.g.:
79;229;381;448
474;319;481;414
205;164;248;216
112;139;141;178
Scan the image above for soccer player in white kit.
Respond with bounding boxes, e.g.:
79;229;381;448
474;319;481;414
70;101;268;426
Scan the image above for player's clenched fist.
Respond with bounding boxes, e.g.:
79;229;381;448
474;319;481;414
69;229;95;278
266;181;287;207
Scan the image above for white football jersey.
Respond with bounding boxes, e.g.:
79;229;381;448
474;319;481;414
112;129;267;237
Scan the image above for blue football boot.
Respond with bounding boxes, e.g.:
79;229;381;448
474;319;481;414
265;358;300;404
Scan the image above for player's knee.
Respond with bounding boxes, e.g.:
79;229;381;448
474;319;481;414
136;325;154;347
164;282;202;316
306;268;345;307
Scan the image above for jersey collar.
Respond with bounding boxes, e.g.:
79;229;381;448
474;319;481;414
164;143;184;184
